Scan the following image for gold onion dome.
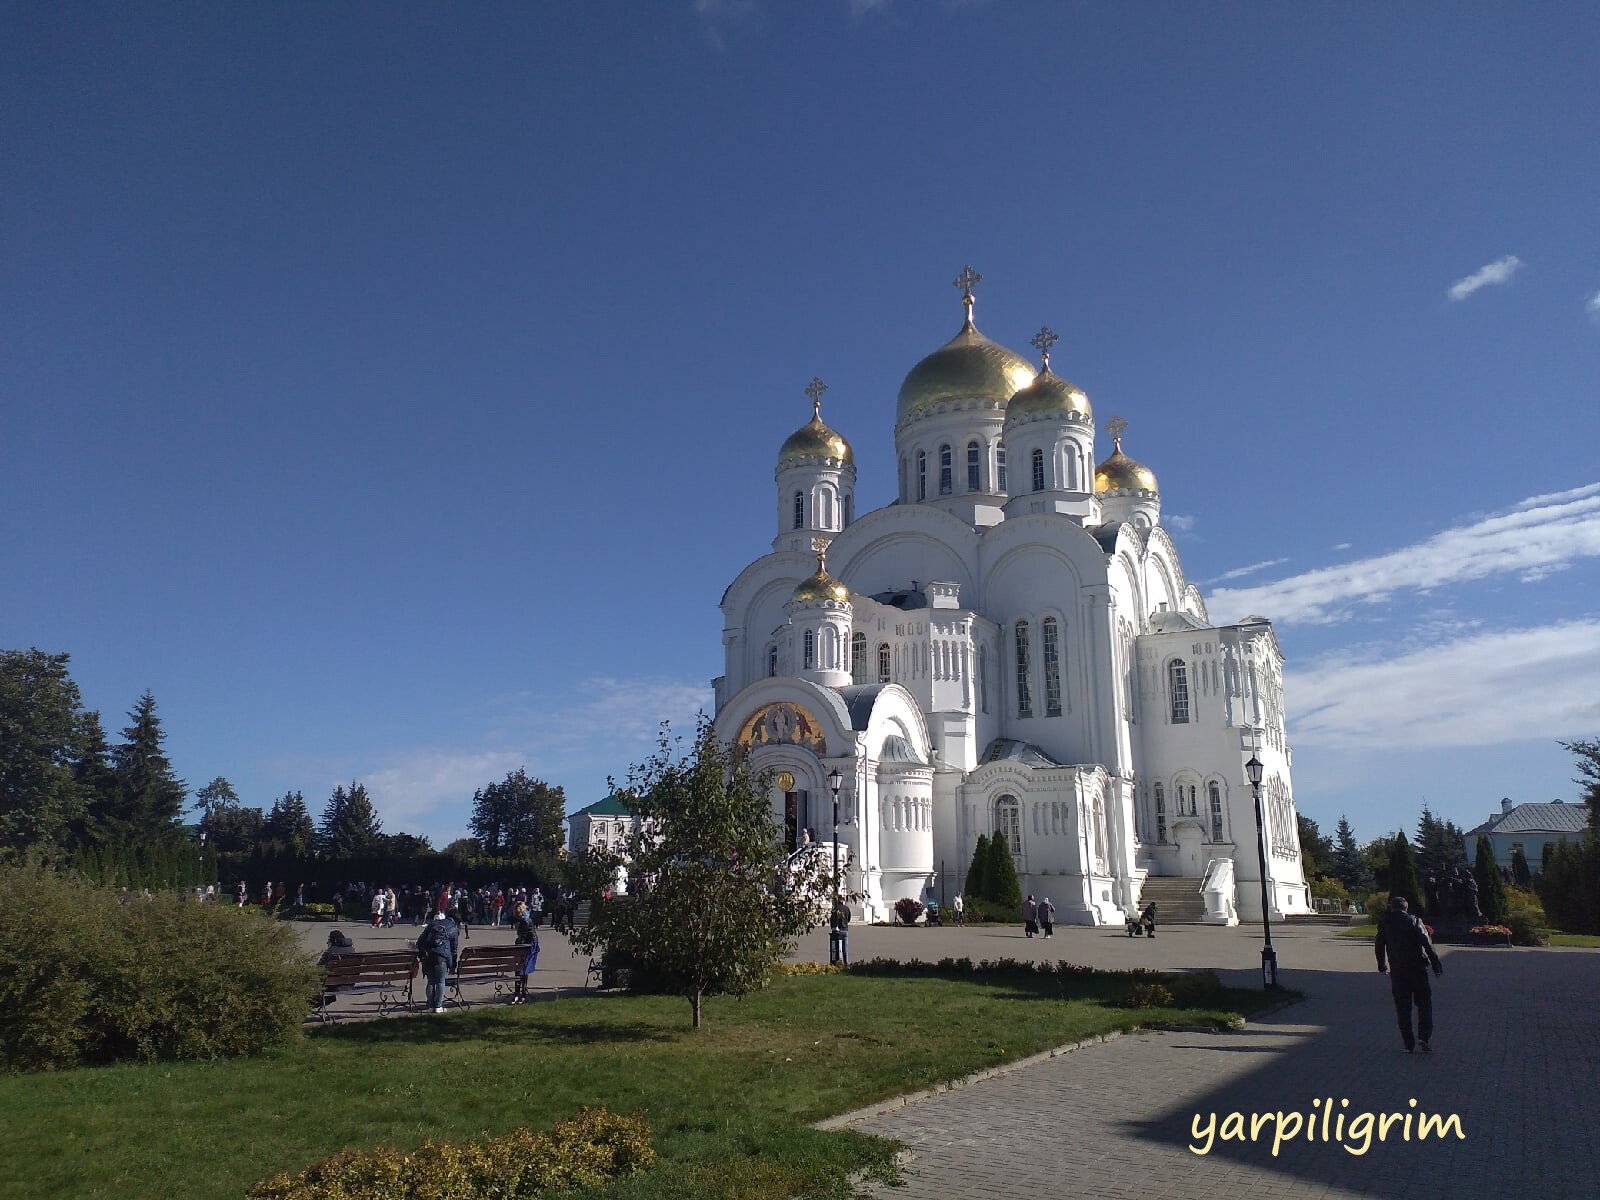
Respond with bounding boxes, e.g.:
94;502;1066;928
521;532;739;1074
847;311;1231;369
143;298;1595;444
896;267;1033;425
779;377;853;467
1094;424;1159;494
1005;363;1091;423
792;564;850;604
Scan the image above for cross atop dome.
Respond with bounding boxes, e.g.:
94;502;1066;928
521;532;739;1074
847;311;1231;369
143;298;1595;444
1029;326;1058;369
804;376;828;418
1106;414;1128;448
953;265;982;323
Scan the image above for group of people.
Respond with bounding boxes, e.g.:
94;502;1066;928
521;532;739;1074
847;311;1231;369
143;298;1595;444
1021;894;1057;938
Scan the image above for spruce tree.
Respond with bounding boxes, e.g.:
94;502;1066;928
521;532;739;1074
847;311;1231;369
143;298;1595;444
963;834;990;903
0;648;93;859
1331;816;1374;893
319;781;383;855
1387;833;1424;915
265;790;316;855
1474;836;1509;922
984;832;1022;911
1511;846;1532;888
108;692;188;839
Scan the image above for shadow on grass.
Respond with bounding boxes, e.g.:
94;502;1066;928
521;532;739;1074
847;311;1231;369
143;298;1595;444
311;1010;681;1048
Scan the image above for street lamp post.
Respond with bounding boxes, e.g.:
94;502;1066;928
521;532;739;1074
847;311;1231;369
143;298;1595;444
1245;754;1278;988
828;767;845;965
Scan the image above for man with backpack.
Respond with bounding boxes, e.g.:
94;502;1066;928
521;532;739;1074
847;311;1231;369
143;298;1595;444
416;903;461;1014
1375;895;1444;1052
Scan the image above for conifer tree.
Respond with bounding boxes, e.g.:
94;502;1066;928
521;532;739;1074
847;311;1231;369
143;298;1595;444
0;648;92;859
1387;833;1424;915
1511;846;1532;888
264;790;316;855
963;834;990;903
319;781;383;855
1474;836;1509;922
1331;815;1374;893
984;832;1022;911
101;692;187;845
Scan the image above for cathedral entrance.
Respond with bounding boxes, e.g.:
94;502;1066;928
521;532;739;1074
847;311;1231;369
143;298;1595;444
784;791;801;851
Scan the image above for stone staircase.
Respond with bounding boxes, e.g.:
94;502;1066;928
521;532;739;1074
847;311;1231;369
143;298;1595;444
1135;876;1208;924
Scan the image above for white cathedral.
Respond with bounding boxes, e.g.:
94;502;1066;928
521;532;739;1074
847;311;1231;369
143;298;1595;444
711;270;1308;926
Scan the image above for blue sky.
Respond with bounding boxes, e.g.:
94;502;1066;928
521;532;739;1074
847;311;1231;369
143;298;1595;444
4;2;1598;849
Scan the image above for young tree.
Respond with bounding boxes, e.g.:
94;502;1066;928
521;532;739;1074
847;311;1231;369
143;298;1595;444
0;648;93;859
572;722;830;1029
1387;833;1424;915
1413;805;1466;881
319;782;383;855
468;768;567;857
984;831;1023;911
963;833;990;904
1473;836;1509;922
1511;846;1532;888
1331;816;1374;893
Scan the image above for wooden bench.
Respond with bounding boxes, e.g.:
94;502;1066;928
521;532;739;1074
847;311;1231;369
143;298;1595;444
446;943;532;1009
316;950;419;1021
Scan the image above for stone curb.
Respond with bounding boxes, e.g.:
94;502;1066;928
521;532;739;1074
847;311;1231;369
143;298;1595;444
814;994;1306;1133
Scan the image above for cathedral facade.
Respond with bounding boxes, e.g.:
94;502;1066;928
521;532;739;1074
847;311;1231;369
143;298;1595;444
712;271;1308;925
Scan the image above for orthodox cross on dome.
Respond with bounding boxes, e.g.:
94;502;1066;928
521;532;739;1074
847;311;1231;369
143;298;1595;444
1106;414;1128;449
811;534;831;571
953;265;982;321
1029;326;1058;369
804;376;828;419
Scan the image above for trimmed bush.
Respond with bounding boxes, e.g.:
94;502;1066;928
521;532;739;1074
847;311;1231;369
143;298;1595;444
1122;982;1176;1008
0;863;317;1072
246;1108;656;1199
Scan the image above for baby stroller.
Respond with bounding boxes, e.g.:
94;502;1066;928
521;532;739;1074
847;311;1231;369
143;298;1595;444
1126;903;1157;938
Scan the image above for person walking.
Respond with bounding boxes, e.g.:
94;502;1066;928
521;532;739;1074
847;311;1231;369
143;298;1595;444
1022;894;1039;938
1039;897;1056;938
1375;895;1444;1052
370;889;384;929
510;902;538;1003
416;903;461;1014
952;893;965;926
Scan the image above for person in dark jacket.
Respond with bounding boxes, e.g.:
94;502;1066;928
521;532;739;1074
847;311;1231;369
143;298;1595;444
1375;895;1444;1052
417;906;461;1013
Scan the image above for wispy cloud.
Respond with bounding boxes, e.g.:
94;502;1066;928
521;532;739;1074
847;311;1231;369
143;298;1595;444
692;0;761;50
1586;289;1600;323
1165;513;1196;534
1199;557;1288;586
1209;483;1600;625
1290;619;1600;750
1447;255;1523;301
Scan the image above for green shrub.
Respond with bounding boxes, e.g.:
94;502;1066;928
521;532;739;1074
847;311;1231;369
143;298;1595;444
1505;906;1548;947
1164;970;1222;1003
1360;891;1390;923
0;863;317;1072
246;1108;656;1199
1122;982;1176;1008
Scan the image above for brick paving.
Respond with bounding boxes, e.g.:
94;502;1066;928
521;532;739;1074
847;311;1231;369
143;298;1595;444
811;922;1599;1200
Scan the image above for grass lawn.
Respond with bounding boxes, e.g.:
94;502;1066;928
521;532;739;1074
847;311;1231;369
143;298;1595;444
1546;932;1600;948
0;966;1277;1200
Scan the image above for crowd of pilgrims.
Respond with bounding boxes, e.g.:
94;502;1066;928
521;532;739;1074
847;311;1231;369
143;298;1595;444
221;879;578;932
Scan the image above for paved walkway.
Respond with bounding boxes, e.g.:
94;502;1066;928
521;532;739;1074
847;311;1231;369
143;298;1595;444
812;922;1599;1200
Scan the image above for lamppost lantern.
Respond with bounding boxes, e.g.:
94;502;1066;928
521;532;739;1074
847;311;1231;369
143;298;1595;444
1245;753;1277;988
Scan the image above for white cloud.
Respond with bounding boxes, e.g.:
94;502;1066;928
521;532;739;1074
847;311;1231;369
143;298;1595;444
1165;513;1196;533
848;0;891;14
1199;557;1288;586
1208;482;1600;625
1587;289;1600;323
1289;619;1600;751
1332;542;1352;551
361;750;527;841
1447;255;1524;301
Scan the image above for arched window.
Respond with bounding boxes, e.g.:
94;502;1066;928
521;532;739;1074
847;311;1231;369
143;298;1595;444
967;441;981;491
820;626;837;669
995;794;1022;855
851;632;867;684
877;642;891;684
1015;619;1033;718
938;444;953;495
821;488;833;529
1208;782;1225;842
1031;447;1046;492
1154;784;1167;843
916;452;927;501
793;490;804;529
842;494;852;527
803;630;815;670
1065;449;1080;491
978;645;989;713
1169;659;1191;723
766;645;778;678
1042;616;1062;717
996;444;1007;492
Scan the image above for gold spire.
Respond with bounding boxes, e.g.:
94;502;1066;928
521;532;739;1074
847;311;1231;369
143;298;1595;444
1029;326;1059;371
1095;415;1158;494
779;377;853;466
953;264;982;327
804;375;828;420
793;534;849;604
1106;414;1129;452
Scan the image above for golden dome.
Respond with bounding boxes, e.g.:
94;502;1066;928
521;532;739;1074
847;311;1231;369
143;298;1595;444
792;567;850;604
1004;364;1092;425
1095;435;1159;494
779;408;853;467
896;318;1035;426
